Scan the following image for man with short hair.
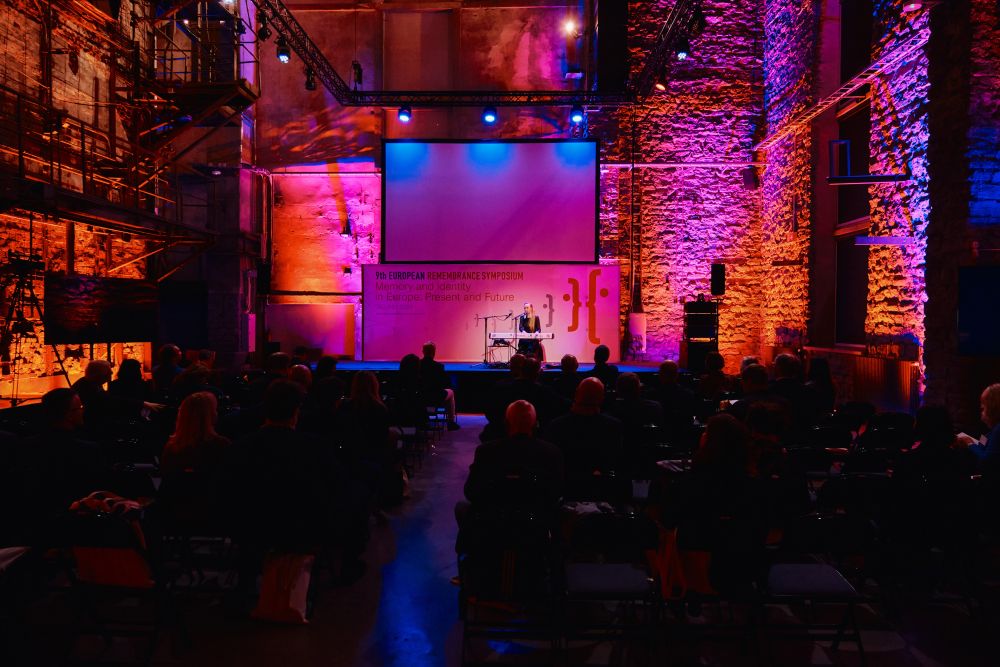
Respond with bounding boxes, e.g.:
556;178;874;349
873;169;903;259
420;341;459;430
464;400;564;509
544;377;623;483
587;344;619;390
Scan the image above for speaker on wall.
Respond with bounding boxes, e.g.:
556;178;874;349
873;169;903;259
741;166;760;190
711;263;726;296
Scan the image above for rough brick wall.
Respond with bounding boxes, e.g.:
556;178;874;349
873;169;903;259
922;0;1000;428
590;0;765;371
864;1;931;384
759;0;819;356
0;1;150;397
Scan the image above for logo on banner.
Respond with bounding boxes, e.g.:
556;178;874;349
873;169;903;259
563;269;610;344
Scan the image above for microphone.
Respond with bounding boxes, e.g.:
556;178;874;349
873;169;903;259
507;310;513;319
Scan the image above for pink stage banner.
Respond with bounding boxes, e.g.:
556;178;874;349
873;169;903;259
362;264;620;362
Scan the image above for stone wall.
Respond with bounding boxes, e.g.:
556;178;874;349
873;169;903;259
0;0;151;398
864;1;931;382
590;0;765;371
759;0;819;358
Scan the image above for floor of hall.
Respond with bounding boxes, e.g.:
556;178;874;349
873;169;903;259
14;414;996;666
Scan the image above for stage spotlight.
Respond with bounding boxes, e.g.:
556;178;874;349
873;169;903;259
654;81;667;92
276;38;291;63
569;104;585;124
675;35;691;61
304;67;317;91
482;106;498;125
398;106;412;123
903;1;923;11
256;12;271;41
562;18;578;37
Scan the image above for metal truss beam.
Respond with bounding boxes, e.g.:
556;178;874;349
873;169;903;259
252;0;704;108
754;30;928;152
633;0;702;98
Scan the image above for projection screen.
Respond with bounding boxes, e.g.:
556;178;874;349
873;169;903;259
382;140;598;263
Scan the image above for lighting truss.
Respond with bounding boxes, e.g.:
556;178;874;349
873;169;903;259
754;29;929;152
633;0;704;97
250;0;699;109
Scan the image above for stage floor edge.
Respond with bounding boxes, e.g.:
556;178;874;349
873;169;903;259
338;361;663;374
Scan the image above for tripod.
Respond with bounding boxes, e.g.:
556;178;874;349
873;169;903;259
0;251;71;406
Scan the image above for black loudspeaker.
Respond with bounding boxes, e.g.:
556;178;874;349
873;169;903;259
711;263;726;296
741;166;759;190
597;2;629;93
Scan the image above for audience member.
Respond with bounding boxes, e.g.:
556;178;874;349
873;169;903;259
288;364;313;391
171;362;222;401
549;354;582;403
896;405;974;481
72;360;158;430
109;358;152;402
697;351;731;401
652;360;697;437
726;363;788;424
335;371;393;468
587;344;619;390
247;352;294;405
957;383;1000;471
161;391;231;474
481;354;529;441
152;343;183;396
805;357;836;414
463;400;564;510
13;389;108;542
313;355;347;402
335;371;402;507
229;380;357;560
385;353;426;427
611;372;663;445
770;353;820;436
420;341;459;430
544;377;623;487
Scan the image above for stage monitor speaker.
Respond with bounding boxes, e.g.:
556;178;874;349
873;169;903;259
597;1;629;93
711;263;726;296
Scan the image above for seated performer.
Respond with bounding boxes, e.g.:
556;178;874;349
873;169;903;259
517;302;543;360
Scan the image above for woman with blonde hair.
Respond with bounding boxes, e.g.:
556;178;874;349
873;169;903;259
161;391;231;474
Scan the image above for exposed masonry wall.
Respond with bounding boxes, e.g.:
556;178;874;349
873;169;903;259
759;0;818;357
572;0;765;371
864;0;931;378
1;2;149;397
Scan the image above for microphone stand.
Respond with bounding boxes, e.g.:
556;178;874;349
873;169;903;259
476;311;512;367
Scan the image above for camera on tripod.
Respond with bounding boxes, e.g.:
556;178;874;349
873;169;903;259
4;251;45;277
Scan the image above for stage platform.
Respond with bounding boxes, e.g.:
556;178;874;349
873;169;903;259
339;360;663;413
337;361;662;374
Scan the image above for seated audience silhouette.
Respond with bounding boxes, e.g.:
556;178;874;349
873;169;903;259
548;354;582;404
152;343;183;396
463;400;564;511
652;360;697;436
544;377;623;492
13;388;108;543
420;341;459;430
160;391;232;475
109;358;152;402
587;344;619;390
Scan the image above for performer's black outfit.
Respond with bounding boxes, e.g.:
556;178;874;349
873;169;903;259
518;315;543;359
